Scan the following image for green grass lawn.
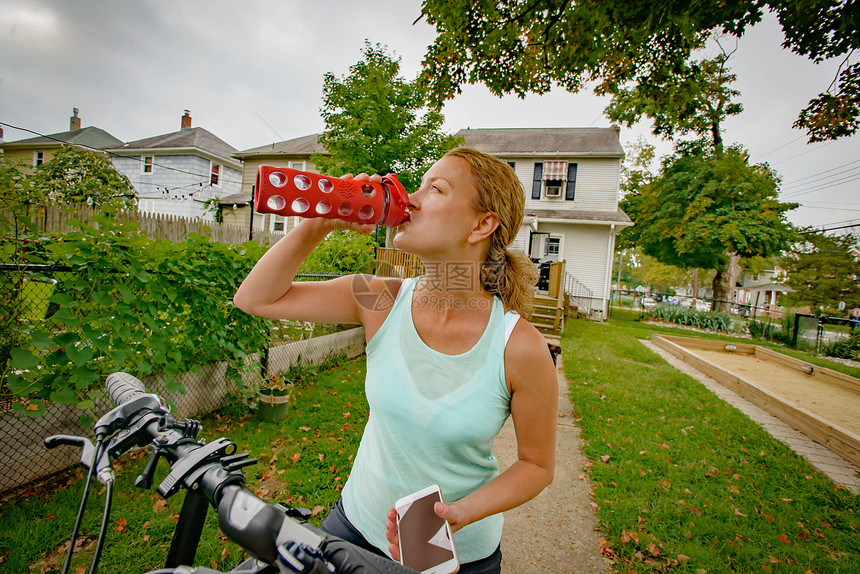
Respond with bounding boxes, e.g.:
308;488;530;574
0;358;369;574
3;316;859;573
565;317;859;573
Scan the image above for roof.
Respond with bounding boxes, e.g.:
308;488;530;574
457;127;624;157
0;126;123;150
525;208;633;226
108;127;239;165
235;133;328;159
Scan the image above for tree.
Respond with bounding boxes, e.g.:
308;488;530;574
32;146;136;210
621;142;798;311
780;230;860;314
419;0;859;141
606;47;743;150
313;41;461;194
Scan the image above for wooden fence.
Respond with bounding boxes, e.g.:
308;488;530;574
375;247;425;278
11;203;287;246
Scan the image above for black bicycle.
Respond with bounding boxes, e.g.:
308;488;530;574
46;372;416;574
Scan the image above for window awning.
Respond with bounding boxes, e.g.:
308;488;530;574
543;161;568;180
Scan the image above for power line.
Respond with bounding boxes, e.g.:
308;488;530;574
0;121;245;186
782;174;860;198
769;140;836;166
780;158;860;188
751;133;807;162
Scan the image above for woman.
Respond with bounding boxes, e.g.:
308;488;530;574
234;147;557;573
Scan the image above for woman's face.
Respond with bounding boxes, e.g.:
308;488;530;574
393;155;483;257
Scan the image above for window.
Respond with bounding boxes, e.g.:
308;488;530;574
142;156;153;174
290;161;306;171
565;163;577;201
531;163;543;199
210;163;221;186
546;237;561;256
34;151;44;166
545;179;563;197
542;161;568;199
507;161;516;170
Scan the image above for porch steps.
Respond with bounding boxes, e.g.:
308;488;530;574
530;293;564;337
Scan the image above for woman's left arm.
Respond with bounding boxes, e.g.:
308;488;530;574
437;320;558;530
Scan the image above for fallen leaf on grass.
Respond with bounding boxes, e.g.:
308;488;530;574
290;452;301;463
756;508;775;522
114;516;127;532
601;455;611;463
153;499;167;512
779;534;790;544
732;505;747;517
311;505;325;516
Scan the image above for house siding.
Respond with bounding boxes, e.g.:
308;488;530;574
519;158;620;213
114;154;242;221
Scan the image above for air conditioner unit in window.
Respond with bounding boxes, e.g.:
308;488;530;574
545;185;562;197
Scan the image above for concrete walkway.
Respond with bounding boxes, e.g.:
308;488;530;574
495;355;609;574
643;340;860;494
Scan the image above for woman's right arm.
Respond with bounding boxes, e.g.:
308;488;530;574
233;218;374;325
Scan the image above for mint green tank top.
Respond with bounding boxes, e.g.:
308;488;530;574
342;277;518;562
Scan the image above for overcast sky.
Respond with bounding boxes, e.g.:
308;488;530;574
1;0;857;231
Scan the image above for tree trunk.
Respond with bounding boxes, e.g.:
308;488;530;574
711;253;742;313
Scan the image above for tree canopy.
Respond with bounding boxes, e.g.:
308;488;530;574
780;230;860;314
621;141;798;307
32;146;136;210
313;41;462;193
419;0;859;141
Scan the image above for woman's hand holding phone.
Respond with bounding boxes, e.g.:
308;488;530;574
388;485;460;573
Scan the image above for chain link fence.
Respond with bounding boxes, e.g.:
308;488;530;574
1;259;364;494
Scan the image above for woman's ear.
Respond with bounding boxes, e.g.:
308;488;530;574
468;212;500;245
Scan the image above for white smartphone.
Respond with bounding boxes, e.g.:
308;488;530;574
395;485;459;574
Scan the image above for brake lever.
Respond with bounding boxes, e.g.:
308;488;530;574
45;434;114;484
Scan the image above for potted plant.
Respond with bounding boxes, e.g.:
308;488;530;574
257;374;294;421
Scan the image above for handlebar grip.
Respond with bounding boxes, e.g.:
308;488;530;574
321;539;419;574
106;372;147;406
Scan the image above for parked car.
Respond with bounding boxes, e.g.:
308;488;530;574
641;297;657;309
693;300;711;312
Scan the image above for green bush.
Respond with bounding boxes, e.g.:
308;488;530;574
644;304;733;332
821;328;860;360
7;213;273;420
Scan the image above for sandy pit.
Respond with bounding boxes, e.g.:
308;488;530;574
693;348;860;435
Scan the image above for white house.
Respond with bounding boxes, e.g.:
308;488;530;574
107;111;243;221
458;127;632;317
233;127;632;316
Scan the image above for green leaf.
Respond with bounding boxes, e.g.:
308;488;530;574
6;373;32;395
50;387;77;405
165;376;185;394
91;290;113;306
28;331;56;349
11;348;41;370
47;293;75;305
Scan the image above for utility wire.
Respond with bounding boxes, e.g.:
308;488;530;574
780;158;860;188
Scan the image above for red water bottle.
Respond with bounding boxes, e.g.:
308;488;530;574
254;166;410;227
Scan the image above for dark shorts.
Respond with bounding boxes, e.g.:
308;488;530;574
320;498;502;574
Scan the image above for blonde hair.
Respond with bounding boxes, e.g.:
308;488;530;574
444;147;538;318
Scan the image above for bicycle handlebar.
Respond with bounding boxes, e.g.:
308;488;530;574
49;372;418;574
106;371;148;405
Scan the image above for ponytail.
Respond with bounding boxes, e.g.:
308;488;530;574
481;246;538;319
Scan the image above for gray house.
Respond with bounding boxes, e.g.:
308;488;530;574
107;111;243;221
458;127;632;316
